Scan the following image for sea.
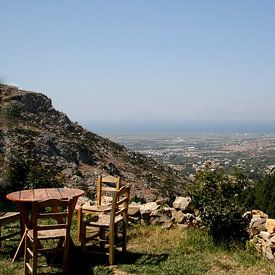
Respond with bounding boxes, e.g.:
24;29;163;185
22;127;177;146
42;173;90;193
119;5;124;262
84;120;275;136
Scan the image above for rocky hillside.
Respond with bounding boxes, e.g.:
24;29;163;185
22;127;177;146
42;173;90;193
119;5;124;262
0;84;187;201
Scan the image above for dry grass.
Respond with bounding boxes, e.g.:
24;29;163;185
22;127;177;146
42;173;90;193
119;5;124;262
116;225;275;275
1;218;275;274
127;224;187;254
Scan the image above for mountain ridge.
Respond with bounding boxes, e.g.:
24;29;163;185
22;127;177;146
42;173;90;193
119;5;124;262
0;84;187;201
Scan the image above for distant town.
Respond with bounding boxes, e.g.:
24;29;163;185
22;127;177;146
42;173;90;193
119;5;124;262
109;133;275;178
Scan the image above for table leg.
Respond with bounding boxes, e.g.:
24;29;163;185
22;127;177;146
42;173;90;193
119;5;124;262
12;202;30;261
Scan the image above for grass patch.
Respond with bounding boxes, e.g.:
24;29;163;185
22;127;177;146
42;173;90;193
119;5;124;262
0;217;275;274
117;225;275;275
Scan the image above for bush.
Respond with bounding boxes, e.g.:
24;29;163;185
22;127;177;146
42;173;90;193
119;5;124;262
188;168;250;246
1;158;63;199
25;162;64;189
131;195;146;204
238;174;275;218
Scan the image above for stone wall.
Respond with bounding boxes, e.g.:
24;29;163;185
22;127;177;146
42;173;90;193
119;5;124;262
79;196;202;230
249;210;275;260
128;196;202;230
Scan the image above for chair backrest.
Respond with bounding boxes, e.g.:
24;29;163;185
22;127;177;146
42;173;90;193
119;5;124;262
97;175;121;206
110;186;130;226
0;212;21;244
31;199;74;238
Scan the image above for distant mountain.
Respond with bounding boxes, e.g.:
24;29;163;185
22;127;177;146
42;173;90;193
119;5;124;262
0;84;187;201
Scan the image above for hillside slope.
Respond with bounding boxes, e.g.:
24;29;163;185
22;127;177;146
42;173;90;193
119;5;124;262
0;84;187;201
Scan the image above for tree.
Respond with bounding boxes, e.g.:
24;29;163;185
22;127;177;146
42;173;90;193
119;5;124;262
238;174;275;218
189;168;250;246
1;158;63;200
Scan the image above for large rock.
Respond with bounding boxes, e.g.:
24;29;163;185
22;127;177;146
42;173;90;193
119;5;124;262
171;208;185;223
173;196;194;212
250;217;267;236
128;204;141;217
259;231;271;241
266;219;275;233
265;235;275;260
139;202;160;215
249;210;268;236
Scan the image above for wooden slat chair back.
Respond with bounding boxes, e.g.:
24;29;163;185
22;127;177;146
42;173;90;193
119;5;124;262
80;185;130;265
0;211;22;247
97;175;121;206
24;198;74;275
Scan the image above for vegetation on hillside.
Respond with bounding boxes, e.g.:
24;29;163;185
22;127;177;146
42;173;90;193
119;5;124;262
237;173;275;218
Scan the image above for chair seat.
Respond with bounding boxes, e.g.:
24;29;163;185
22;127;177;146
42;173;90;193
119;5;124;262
85;214;123;227
0;212;20;223
82;203;111;213
27;229;66;240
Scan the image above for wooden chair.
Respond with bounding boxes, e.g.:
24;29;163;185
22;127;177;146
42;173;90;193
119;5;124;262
24;199;74;275
96;175;121;206
80;185;130;265
0;211;22;247
78;175;121;243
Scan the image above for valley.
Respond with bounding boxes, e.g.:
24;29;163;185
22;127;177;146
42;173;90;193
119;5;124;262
109;132;275;177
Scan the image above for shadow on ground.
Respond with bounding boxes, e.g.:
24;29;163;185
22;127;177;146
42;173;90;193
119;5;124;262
1;241;168;275
66;246;169;275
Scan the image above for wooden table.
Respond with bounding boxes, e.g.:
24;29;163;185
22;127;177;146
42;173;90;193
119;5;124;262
6;187;85;262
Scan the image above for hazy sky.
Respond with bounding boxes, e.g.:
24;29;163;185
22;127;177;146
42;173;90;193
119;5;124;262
1;1;275;133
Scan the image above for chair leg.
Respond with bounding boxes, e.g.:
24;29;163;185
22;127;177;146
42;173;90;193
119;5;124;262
24;234;29;275
32;239;38;275
0;225;2;248
20;217;24;237
77;208;83;244
99;228;105;249
32;258;37;275
80;222;86;254
63;236;70;274
109;227;115;265
81;238;86;254
122;223;127;255
24;236;37;275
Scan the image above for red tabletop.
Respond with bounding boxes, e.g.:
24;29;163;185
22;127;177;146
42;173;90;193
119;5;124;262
6;188;85;202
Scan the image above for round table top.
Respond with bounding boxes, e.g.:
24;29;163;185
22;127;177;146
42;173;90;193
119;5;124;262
6;187;85;202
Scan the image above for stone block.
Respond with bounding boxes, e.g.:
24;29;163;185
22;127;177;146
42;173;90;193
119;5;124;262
173;196;194;211
266;218;275;233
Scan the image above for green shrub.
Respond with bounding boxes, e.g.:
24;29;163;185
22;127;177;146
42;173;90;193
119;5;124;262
188;168;250;246
74;169;84;178
131;195;146;204
25;162;64;189
2;158;63;198
238;174;275;218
